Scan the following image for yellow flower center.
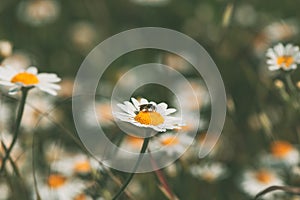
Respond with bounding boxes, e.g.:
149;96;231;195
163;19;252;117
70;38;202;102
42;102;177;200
202;172;216;182
255;170;272;184
277;56;294;68
125;136;144;148
161;136;179;146
47;174;67;188
134;111;164;126
74;161;91;173
74;194;86;200
271;141;293;158
11;72;39;85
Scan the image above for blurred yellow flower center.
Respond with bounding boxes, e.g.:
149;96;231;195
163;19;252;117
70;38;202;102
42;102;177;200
277;56;294;67
11;72;39;85
202;172;216;182
161;136;179;146
271;141;293;158
126;136;144;148
47;174;67;188
134;111;164;126
255;171;272;184
74;161;91;173
75;194;86;200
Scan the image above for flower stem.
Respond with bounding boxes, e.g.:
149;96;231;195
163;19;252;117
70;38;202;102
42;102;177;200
285;73;297;94
112;137;150;200
0;87;29;173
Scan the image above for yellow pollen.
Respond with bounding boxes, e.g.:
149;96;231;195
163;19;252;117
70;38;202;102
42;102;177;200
161;136;179;146
126;136;144;148
271;141;293;158
11;72;39;85
255;170;272;184
47;174;67;188
277;56;294;68
74;161;91;173
134;111;164;126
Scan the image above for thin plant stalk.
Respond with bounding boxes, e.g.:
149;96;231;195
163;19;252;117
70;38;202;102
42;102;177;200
112;136;150;200
0;87;29;173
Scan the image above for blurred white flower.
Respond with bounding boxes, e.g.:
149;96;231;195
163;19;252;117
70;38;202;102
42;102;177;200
266;43;300;71
69;22;100;54
240;169;284;199
0;66;61;95
17;0;60;26
84;100;114;127
22;94;58;130
37;173;85;200
0;40;12;58
51;154;101;176
120;135;144;153
190;162;227;183
265;20;299;43
114;97;182;132
174;79;210;111
263;140;300;166
1;51;31;70
151;133;193;156
0;182;10;200
234;4;257;27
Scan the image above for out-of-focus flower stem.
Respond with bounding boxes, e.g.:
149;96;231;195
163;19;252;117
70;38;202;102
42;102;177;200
112;136;150;200
285;73;300;109
1;141;20;177
0;87;29;173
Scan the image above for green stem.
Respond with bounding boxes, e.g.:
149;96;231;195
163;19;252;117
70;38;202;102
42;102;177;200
112;137;150;200
285;74;297;94
0;87;29;173
1;141;21;177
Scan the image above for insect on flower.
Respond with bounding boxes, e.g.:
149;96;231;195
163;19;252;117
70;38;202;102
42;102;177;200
114;97;183;132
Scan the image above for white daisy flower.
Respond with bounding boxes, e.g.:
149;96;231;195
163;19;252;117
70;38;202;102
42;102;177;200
114;97;183;132
266;43;300;71
190;162;228;183
51;154;101;176
240;169;284;199
0;66;61;95
151;133;193;156
36;173;85;200
268;140;299;166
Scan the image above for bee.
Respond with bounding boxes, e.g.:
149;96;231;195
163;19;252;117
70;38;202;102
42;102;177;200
135;104;156;114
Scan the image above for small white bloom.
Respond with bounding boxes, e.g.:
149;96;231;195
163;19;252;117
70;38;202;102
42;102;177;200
113;97;183;132
17;0;60;27
266;43;300;71
151;133;193;156
36;174;85;200
240;169;284;199
51;154;101;176
0;40;13;58
190;162;227;182
0;66;61;95
263;140;300;166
